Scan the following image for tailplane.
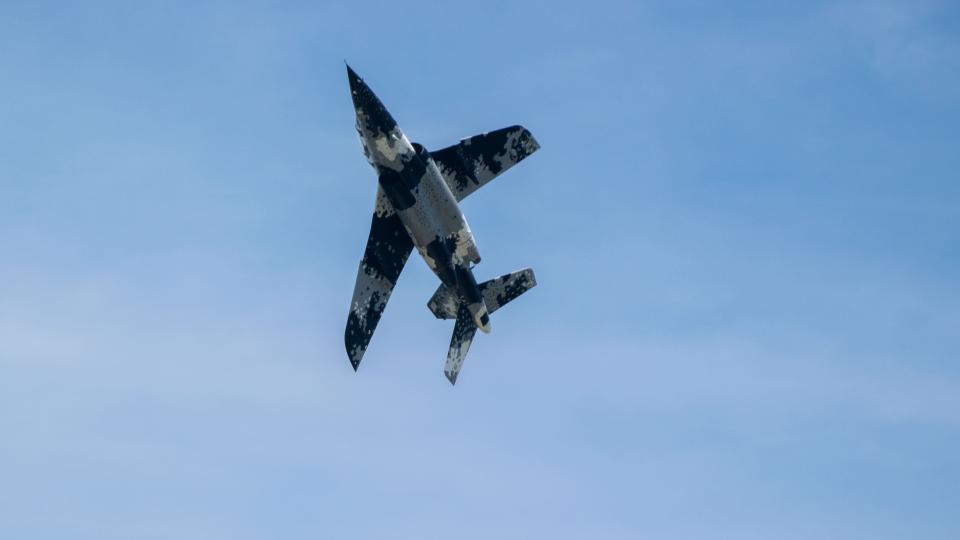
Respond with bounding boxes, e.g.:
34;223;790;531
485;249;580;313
432;268;537;384
428;268;537;319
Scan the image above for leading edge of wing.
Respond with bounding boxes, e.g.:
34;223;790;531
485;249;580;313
344;188;414;370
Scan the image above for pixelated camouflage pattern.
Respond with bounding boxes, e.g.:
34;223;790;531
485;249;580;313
428;268;537;319
480;268;537;315
343;65;540;381
344;187;414;369
426;282;460;320
430;126;540;201
439;268;537;384
444;305;479;385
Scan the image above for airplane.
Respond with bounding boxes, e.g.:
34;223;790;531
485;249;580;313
343;65;540;384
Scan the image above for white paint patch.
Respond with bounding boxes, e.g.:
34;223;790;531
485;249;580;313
374;188;394;218
452;226;480;265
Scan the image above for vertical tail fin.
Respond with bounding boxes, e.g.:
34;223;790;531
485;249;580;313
445;305;479;385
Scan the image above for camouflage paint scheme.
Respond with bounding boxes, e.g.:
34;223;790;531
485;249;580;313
344;65;540;384
429;269;538;383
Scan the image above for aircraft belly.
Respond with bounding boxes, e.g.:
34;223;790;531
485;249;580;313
392;166;480;274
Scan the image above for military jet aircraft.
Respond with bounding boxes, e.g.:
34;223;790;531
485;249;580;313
343;65;540;384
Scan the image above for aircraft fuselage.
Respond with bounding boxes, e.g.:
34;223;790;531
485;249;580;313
348;67;491;332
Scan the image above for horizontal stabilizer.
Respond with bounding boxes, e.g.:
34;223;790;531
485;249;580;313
427;268;537;320
480;268;537;315
427;282;460;319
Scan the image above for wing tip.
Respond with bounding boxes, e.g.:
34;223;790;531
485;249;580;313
518;267;537;288
346;346;363;372
344;327;366;372
518;127;540;156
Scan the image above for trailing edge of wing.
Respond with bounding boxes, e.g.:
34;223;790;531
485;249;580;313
430;125;540;202
344;188;414;370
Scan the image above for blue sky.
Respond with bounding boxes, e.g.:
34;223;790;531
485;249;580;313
1;1;958;538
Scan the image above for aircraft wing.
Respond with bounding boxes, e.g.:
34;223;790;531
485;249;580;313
430;125;539;201
344;187;414;370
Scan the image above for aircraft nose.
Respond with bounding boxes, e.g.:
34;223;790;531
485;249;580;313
345;64;397;136
346;64;369;107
